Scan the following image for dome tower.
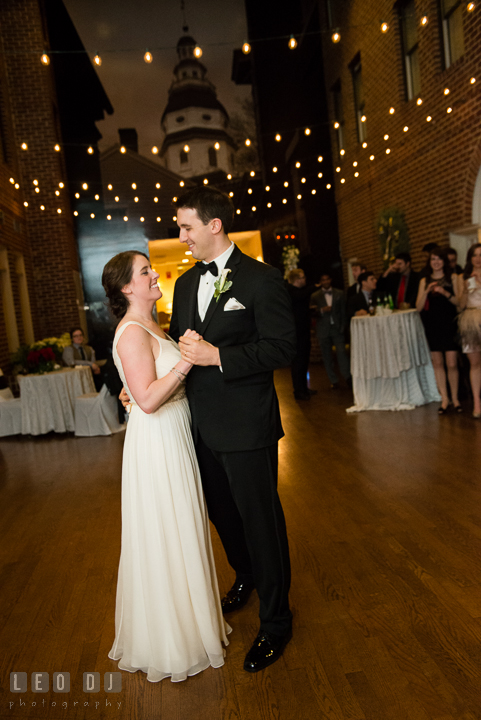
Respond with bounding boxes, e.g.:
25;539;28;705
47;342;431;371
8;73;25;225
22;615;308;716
160;35;235;179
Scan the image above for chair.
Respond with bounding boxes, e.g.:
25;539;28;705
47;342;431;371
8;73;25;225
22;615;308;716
0;369;22;437
74;384;125;437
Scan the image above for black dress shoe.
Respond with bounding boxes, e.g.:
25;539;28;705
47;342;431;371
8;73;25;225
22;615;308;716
243;629;292;673
221;580;255;614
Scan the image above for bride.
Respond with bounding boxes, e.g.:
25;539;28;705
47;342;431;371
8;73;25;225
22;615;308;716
101;250;230;683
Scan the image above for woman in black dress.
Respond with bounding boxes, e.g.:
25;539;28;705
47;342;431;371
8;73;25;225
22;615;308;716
416;248;461;414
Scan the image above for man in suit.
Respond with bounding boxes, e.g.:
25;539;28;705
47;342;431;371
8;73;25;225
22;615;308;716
346;262;366;302
311;274;351;389
347;271;378;318
169;187;296;673
377;252;420;308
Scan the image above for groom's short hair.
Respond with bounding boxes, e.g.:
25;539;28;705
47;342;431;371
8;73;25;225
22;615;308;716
175;187;234;233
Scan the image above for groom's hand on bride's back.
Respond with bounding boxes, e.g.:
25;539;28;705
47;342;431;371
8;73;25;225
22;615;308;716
119;387;130;407
179;330;221;367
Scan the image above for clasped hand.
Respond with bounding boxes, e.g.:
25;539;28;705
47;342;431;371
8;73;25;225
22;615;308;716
178;330;221;366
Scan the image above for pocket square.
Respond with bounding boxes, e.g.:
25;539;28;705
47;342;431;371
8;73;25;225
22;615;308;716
224;297;246;311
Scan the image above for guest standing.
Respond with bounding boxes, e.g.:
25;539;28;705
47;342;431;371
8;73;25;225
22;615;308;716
377;252;420;308
311;274;351;389
286;269;317;400
416;248;461;414
457;243;481;417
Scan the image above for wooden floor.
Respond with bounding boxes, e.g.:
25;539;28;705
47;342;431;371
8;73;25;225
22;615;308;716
1;364;481;720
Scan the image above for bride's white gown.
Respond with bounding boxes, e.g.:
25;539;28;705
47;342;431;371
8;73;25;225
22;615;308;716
109;321;230;682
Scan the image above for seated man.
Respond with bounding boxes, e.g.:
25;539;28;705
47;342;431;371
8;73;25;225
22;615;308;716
377;252;420;308
347;271;378;318
63;327;102;388
311;274;351;389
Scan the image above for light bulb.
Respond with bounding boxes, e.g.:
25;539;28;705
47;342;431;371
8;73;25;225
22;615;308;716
59;182;64;188
120;146;126;153
35;187;40;193
214;142;220;150
284;181;289;187
386;148;391;154
90;213;95;219
134;197;139;202
361;115;366;122
115;196;119;202
295;162;301;168
265;186;270;191
82;183;88;190
144;51;153;63
242;42;251;54
318;156;323;162
403;125;409;132
57;208;62;214
336;167;341;172
95;194;99;200
354;172;359;177
183;144;190;152
203;178;208;185
311;189;316;195
75;193;80;198
334;121;340;129
381;22;389;33
236;209;241;214
420;15;428;25
156;217;161;222
131;183;137;189
444;88;450;95
229;192;234;197
33;179;38;186
389;107;395;114
282;199;287;204
151;146;159;154
123;216;128;222
327;184;331;189
248;188;253;194
353;161;358;167
93;54;102;66
140;217;145;222
245;139;251;147
156;183;161;188
447;107;453;113
267;203;272;208
40;53;50;66
417;97;423;105
272;167;278;172
107;215;111;220
275;134;282;142
24;201;28;207
153;197;158;202
362;142;368;148
180;181;184;187
40;206;45;211
370;155;375;160
340;179;345;184
252;206;256;211
227;174;232;180
301;177;306;183
304;128;311;135
54;144;60;152
384;134;389;140
55;190;60;196
332;31;341;43
288;35;297;49
194;46;202;58
87;146;94;154
21;142;28;150
340;149;345;156
426;115;432;121
467;2;475;10
250;171;255;177
470;77;476;84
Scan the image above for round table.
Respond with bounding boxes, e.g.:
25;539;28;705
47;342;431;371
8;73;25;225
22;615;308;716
347;309;441;412
18;367;96;435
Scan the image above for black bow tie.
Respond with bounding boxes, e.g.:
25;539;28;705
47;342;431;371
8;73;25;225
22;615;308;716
196;261;218;277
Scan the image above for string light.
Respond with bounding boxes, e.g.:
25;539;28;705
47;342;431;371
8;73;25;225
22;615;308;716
360;115;366;122
144;50;153;63
362;142;368;148
272;167;278;172
354;171;359;177
134;197;139;202
156;183;161;188
55;190;60;196
265;186;270;191
227;174;232;180
90;213;95;219
59;182;64;188
332;31;341;43
245;139;251;147
214;142;220;150
40;53;50;66
203;178;208;185
93;54;102;66
95;194;99;200
9;178;14;184
318;172;323;178
87;146;94;154
386;148;391;154
54;144;61;152
301;177;306;183
417;97;423;105
384;134;389;140
242;42;251;54
340;149;345;156
426;115;432;122
131;183;137;189
381;22;389;33
123;216;128;221
75;193;80;198
248;188;253;194
334;121;340;129
229;192;234;197
33;179;38;186
282;199;287;204
389;107;395;114
153;197;158;202
304;128;311;135
326;184;331;189
140;217;145;222
288;35;297;49
82;183;88;190
275;134;282;142
183;144;190;152
40;206;45;211
21;142;28;150
156;217;161;222
23;201;28;207
35;187;40;193
107;215;112;220
447;107;452;113
467;2;475;10
403;125;409;132
284;181;289;187
251;206;256;212
296;162;301;168
57;208;62;214
340;178;345;184
250;171;255;177
444;88;450;95
151;146;159;154
471;77;476;84
336;167;341;172
353;161;358;167
420;16;428;26
115;196;119;202
14;183;19;189
236;209;241;214
318;156;323;162
194;46;203;58
267;203;272;208
120;146;126;153
311;189;316;195
370;155;375;160
180;181;185;187
297;194;302;199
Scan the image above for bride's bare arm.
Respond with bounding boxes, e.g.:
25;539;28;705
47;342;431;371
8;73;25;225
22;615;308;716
116;325;192;414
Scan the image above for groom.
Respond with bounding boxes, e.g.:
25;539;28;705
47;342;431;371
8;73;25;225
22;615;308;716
169;186;296;672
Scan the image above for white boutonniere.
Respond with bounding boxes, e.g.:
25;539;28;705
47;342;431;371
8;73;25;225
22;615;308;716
214;268;232;302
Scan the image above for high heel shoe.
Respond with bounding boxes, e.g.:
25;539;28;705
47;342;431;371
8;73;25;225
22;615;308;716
438;406;449;415
454;405;463;414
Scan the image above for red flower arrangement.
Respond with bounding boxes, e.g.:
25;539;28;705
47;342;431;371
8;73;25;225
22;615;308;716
27;347;56;374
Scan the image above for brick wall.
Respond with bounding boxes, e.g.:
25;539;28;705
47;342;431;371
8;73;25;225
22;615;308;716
0;0;81;371
319;0;481;279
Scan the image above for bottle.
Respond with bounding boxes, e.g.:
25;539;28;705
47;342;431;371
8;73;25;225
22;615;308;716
388;294;394;310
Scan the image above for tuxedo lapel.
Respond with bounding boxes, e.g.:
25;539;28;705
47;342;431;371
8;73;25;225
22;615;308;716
198;244;242;336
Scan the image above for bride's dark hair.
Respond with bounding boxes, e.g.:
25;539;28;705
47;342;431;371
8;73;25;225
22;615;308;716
102;250;149;319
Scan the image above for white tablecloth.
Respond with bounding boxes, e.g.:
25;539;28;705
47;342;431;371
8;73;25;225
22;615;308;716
347;309;441;412
18;367;96;435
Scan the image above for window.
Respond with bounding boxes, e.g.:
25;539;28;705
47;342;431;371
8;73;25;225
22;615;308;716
440;0;464;67
401;0;421;99
350;56;367;143
208;147;217;167
180;149;188;164
331;80;345;155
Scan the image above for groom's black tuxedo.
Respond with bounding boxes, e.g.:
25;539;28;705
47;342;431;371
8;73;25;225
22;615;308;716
169;244;296;637
169;245;296;452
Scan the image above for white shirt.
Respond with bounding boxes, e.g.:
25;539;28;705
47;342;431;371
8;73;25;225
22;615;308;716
197;242;234;322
